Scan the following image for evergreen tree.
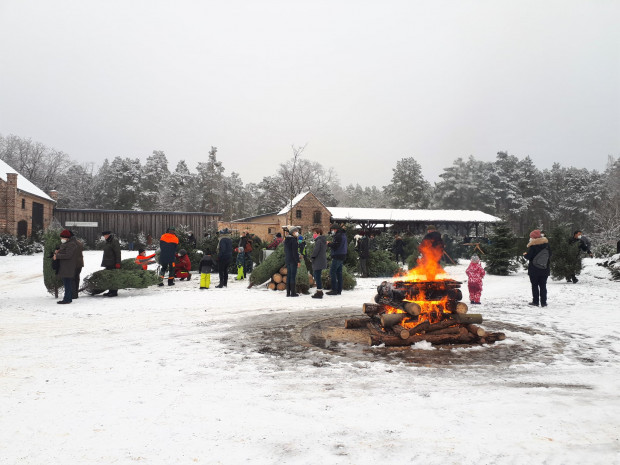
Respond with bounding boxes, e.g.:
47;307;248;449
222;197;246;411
163;160;194;211
193;147;225;212
383;157;431;208
489;152;522;231
56;162;96;208
433;156;494;212
485;221;519;275
139;150;170;211
548;226;582;281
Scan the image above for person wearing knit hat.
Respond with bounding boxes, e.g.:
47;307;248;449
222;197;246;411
524;229;551;307
53;229;79;304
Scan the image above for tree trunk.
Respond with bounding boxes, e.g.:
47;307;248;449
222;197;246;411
279;267;288;275
467;324;486;337
276;282;286;291
380;313;406;328
345;318;371;329
363;303;383;317
455;302;469;314
368;323;474;346
268;282;276;290
272;273;282;283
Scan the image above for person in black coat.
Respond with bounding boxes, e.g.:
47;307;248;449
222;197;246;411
392;235;405;265
216;229;233;288
356;234;370;278
101;230;121;296
523;229;551;307
284;226;301;297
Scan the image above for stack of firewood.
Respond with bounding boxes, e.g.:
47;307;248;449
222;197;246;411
266;267;316;291
345;280;505;346
267;267;288;291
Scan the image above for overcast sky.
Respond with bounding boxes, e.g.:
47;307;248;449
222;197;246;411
1;0;618;187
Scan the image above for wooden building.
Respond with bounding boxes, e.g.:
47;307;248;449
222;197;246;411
0;159;57;237
54;209;221;246
218;192;332;242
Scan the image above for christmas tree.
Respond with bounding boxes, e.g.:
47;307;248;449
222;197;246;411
548;226;582;281
485;221;519;275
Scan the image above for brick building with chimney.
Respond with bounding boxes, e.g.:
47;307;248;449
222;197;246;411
1;159;57;237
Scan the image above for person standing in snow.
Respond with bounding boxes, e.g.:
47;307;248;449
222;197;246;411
158;227;179;287
356;233;370;278
326;223;347;295
101;230;121;297
465;254;486;304
267;232;283;250
69;230;84;299
566;230;593;283
392;235;405;265
284;226;301;297
310;227;327;299
216;228;233;288
54;229;79;304
198;249;216;289
524;229;551;307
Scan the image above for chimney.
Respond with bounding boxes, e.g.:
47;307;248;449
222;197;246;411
49;190;59;202
5;173;17;234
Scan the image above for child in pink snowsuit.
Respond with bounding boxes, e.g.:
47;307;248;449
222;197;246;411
466;254;485;304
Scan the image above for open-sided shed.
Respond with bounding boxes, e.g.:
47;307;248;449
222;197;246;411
328;207;500;237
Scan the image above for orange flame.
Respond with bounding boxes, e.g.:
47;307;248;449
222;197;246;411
404;238;448;282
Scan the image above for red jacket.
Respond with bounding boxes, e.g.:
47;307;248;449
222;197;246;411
176;254;191;273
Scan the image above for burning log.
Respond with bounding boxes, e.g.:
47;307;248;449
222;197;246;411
392;324;410;340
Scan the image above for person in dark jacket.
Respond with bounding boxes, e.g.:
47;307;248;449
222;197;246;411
199;249;216;289
524;229;551;307
566;230;593;283
356;234;370;278
283;226;301;297
159;228;179;286
392;235;405;265
310;227;327;299
69;231;84;299
54;229;79;304
327;223;347;295
216;228;233;288
101;230;121;296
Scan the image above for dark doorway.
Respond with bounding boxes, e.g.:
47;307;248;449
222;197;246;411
17;220;28;237
32;202;44;233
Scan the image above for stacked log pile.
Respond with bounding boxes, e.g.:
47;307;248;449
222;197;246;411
267;267;315;291
345;280;505;347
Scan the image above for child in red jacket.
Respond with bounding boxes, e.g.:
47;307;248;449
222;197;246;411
465;254;486;304
175;249;192;280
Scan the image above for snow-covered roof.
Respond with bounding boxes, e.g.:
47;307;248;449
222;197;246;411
327;207;500;223
0;159;55;202
278;191;321;216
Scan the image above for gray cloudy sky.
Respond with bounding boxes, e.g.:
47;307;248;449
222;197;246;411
1;0;618;187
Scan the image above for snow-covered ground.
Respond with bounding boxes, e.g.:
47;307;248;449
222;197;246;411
1;251;619;465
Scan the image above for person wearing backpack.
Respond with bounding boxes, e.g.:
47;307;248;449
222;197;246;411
524;229;551;307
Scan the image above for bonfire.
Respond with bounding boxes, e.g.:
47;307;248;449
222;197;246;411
345;236;505;346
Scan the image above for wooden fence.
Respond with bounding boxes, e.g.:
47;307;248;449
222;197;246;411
54;209;221;246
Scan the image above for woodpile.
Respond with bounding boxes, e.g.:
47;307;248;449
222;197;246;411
266;267;314;291
346;280;505;347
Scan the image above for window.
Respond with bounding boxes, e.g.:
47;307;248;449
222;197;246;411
313;211;322;224
21;199;26;209
296;209;302;219
268;228;273;234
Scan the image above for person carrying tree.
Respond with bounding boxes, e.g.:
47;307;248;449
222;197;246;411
523;229;551;307
54;229;79;304
566;230;593;283
135;248;156;270
101;230;121;296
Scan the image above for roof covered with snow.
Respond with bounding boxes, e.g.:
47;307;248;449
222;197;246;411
327;207;500;223
278;191;331;216
0;158;55;202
